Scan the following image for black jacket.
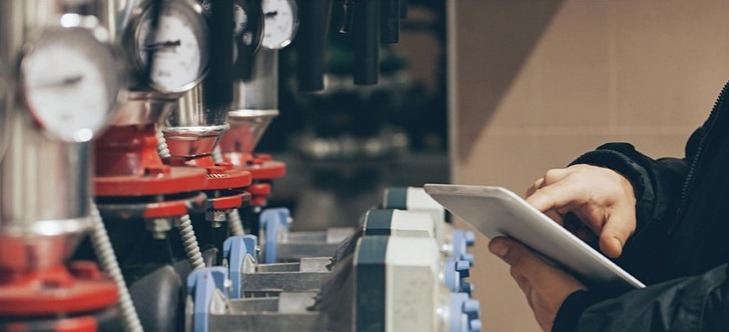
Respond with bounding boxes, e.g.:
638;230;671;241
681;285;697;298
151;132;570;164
553;81;729;331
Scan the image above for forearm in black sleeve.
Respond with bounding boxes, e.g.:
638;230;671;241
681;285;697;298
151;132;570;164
562;263;729;331
570;141;690;236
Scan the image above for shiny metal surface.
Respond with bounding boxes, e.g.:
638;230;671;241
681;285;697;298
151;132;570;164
96;0;137;43
0;218;87;273
226;109;278;154
0;132;92;224
170;84;230;128
233;49;278;111
164;84;229;157
112;91;178;125
0;0;105;272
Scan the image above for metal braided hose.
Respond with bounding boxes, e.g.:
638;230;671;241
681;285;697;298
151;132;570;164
212;146;245;236
89;200;144;332
156;127;205;270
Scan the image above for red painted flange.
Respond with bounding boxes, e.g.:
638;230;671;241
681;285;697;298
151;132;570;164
0;262;118;317
223;152;286;180
94;166;208;197
248;183;271;207
209;192;250;210
94;124;209;197
142;199;193;219
166;155;253;191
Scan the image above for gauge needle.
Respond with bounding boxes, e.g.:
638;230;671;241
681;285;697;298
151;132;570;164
264;11;278;18
143;40;182;50
33;75;83;89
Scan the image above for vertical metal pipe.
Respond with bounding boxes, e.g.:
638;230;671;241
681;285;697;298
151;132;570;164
0;0;92;274
234;49;279;111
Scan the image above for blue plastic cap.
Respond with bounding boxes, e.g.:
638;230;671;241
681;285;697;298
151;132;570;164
463;299;480;320
443;259;461;292
465;231;476;247
461;253;475;266
469;319;482;332
451;230;467;259
461;281;474;296
449;293;469;332
455;260;471;278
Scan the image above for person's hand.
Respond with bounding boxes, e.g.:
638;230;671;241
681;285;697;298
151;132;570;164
489;237;586;332
526;164;637;258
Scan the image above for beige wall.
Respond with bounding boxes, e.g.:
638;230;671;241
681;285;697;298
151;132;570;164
449;1;729;331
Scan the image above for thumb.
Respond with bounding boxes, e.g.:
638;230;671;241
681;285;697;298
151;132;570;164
598;209;635;258
489;237;551;281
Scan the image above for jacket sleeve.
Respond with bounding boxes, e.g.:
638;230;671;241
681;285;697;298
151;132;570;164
550;128;721;332
569;129;701;237
553;264;729;331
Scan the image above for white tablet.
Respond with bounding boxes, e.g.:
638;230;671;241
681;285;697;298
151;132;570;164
424;184;645;292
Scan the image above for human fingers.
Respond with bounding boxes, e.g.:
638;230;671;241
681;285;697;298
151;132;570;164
510;267;530;291
542;168;570;185
543;210;565;226
489;237;553;284
526;177;545;197
598;207;636;258
526;180;586;218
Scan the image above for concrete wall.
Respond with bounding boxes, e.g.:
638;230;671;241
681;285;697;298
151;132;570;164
449;1;729;330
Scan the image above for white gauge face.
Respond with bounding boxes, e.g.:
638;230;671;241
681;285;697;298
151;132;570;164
21;27;119;142
137;1;208;93
261;0;297;49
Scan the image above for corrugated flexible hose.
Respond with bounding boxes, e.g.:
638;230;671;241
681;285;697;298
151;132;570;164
89;200;144;332
156;128;206;270
213;146;245;236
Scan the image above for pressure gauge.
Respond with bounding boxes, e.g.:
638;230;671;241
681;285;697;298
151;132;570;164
260;0;298;50
129;0;209;93
19;18;120;142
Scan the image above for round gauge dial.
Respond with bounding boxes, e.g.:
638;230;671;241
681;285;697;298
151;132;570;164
20;26;120;142
136;0;209;93
261;0;298;49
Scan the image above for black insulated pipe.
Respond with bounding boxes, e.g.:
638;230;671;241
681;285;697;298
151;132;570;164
204;0;234;110
380;0;399;44
236;0;263;82
353;0;379;85
143;0;164;87
297;0;333;92
339;0;354;35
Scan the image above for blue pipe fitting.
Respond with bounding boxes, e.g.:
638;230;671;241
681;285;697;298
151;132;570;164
223;235;258;298
187;267;228;332
259;208;291;263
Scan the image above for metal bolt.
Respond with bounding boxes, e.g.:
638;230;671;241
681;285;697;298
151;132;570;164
206;210;227;227
145;218;173;239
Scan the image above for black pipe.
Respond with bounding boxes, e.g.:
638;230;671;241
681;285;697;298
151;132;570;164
399;0;408;19
297;0;333;92
339;0;354;34
380;0;399;44
353;0;379;85
236;0;263;82
142;0;164;87
204;0;234;110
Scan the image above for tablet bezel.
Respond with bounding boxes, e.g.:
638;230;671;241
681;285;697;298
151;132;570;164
424;184;645;292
